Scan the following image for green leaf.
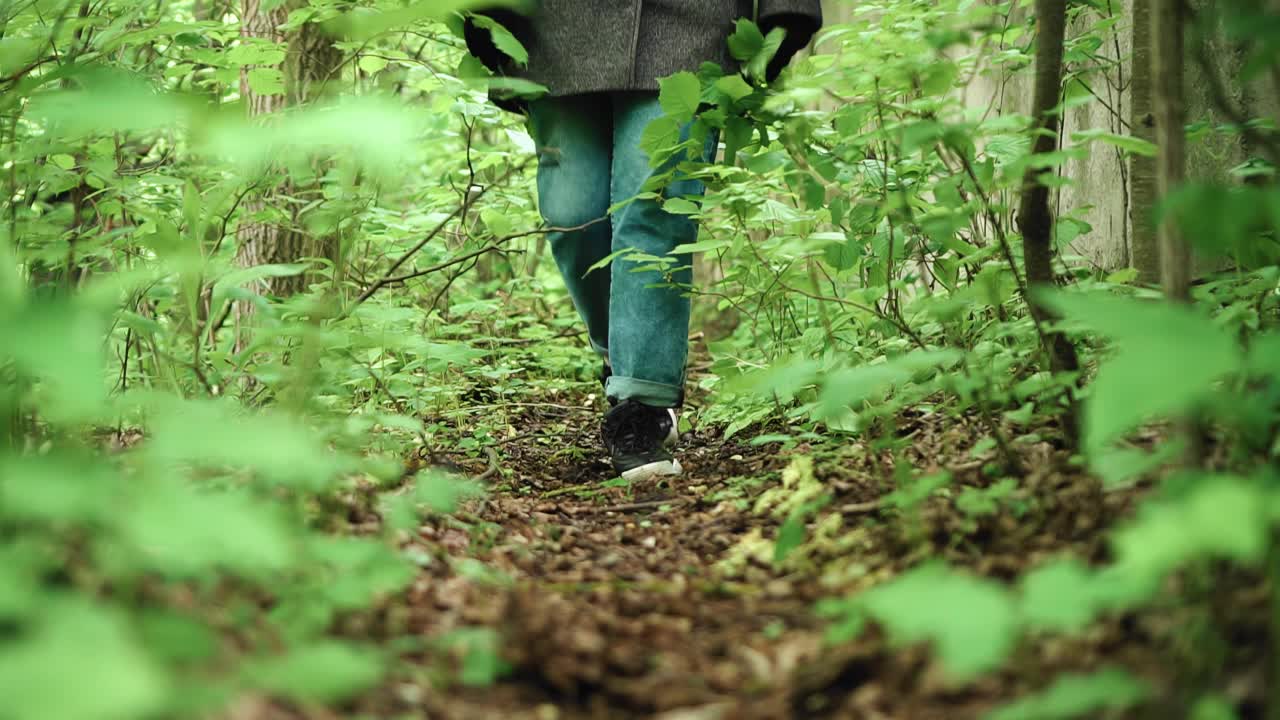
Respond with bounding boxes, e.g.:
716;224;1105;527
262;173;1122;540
823;232;859;270
727;19;765;61
136;609;219;665
723;114;753;165
481;207;513;237
0;453;119;524
659;71;701;123
340;0;523;40
774;512;807;564
457;52;490;79
715;73;755;102
27;70;185;138
920;61;958;95
0;600;168;720
0;36;44;77
640;115;683;164
1191;695;1241;720
1044;292;1240;452
1104;267;1139;284
225;41;287;67
246;67;285;95
969;263;1015;307
358;54;389;74
1071;129;1158;157
670;237;731;254
746;26;788;80
1108;475;1268;601
116;481;294;578
484;76;550;98
861;563;1018;681
0;543;45;618
987;668;1149;720
1089;440;1186;489
469;14;529;67
818;350;962;419
663;197;701;215
583;247;633;276
883;471;952;512
415;470;484;513
1018;559;1101;632
143;397;348;490
984;134;1031;166
901;120;944;155
955;478;1017;516
445;628;509;686
244;642;384;703
306;536;416;611
754;455;824;518
726;356;821;403
1246;331;1280;378
0;299;108;421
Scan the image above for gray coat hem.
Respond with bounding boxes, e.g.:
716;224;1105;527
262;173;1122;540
466;0;823;102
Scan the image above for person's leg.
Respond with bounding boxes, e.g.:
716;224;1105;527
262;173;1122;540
605;92;712;408
527;95;614;358
599;93;716;480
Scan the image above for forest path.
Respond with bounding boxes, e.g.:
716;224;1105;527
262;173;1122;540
368;390;1154;720
402;400;828;719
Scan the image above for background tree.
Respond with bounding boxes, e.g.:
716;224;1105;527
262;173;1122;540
1129;0;1159;284
1018;0;1081;376
1151;0;1190;301
235;0;343;329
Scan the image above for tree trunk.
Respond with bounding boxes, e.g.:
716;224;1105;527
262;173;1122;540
1129;0;1160;284
1151;0;1191;301
235;0;295;325
286;15;344;285
1018;0;1080;376
286;14;341;108
233;0;342;347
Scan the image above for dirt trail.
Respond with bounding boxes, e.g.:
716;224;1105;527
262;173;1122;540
327;389;1231;720
400;403;819;719
317;371;1269;717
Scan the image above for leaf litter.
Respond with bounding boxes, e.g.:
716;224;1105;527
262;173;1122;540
251;374;1269;720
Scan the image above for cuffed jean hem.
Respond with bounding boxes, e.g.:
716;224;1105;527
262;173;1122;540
606;376;683;408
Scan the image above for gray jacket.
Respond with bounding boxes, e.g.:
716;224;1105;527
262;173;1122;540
465;1;823;100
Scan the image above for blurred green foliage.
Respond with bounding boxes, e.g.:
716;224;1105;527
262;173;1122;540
0;0;515;717
2;0;1279;715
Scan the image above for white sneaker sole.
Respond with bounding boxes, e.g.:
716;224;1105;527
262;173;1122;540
621;458;683;483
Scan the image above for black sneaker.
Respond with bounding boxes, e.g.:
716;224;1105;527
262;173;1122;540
601;400;681;481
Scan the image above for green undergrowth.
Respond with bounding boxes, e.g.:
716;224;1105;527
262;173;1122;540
4;0;1280;716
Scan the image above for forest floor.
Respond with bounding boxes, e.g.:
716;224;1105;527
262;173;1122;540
316;359;1267;720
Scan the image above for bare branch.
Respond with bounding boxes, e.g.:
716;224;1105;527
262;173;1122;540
348;158;534;309
349;216;606;309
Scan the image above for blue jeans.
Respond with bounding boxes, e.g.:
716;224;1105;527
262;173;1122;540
528;92;713;408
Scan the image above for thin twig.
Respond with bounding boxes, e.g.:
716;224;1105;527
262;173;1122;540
211;181;261;257
475;447;501;482
542;482;597;499
839;499;883;514
947;146;1058;363
582;498;689;513
437;402;597;416
347;158;534;309
390;220;599;286
493;432;541;446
